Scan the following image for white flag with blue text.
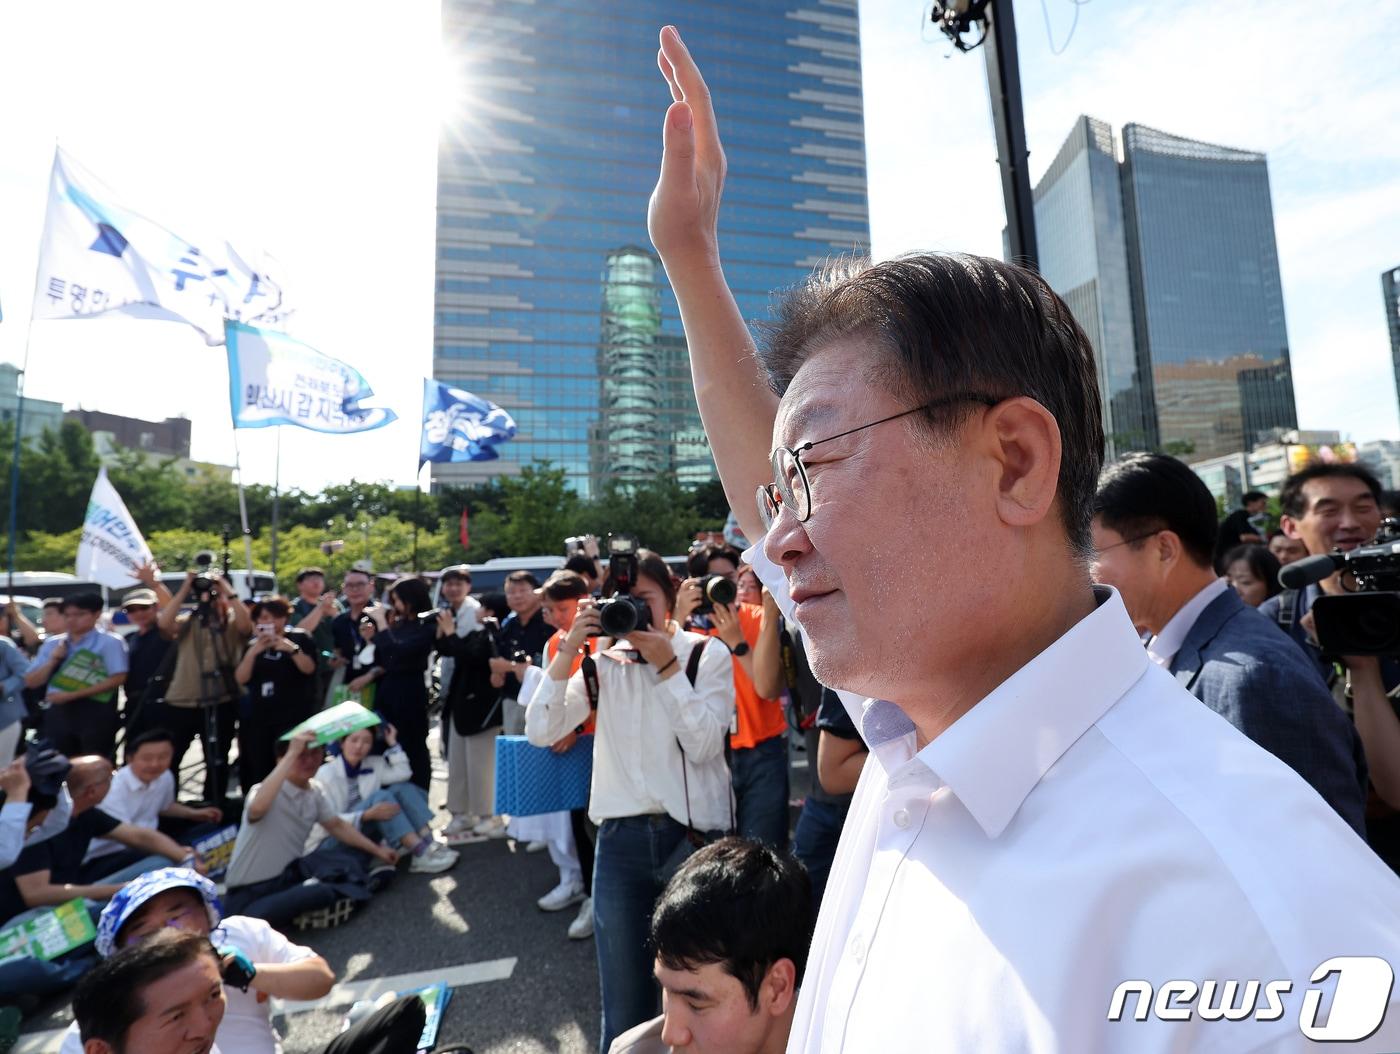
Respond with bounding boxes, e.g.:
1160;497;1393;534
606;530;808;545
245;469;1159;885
76;468;153;588
31;147;291;345
226;321;396;434
419;379;517;464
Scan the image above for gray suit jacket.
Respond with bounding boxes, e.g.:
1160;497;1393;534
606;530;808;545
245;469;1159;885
1169;589;1368;837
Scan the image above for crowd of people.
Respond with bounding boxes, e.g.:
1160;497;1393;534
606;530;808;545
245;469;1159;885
3;20;1400;1054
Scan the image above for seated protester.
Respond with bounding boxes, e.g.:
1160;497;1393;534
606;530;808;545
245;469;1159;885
234;597;318;792
435;605;504;846
0;756;199;927
792;688;867;908
23;593;128;760
1092;453;1368;835
222;730;398;930
0;745;73;872
58;866;335;1054
71;926;427;1054
78;730;223;885
310;723;458;874
527;549;736;1049
609;837;813;1054
1221;543;1281;609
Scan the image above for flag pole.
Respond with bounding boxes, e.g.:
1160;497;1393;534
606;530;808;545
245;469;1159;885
230;428;257;600
5;318;34;597
270;426;281;582
412;460;427;573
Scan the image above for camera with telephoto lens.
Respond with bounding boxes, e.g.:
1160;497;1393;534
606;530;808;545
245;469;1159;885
190;550;220;604
692;574;738;616
1282;519;1400;655
592;533;652;637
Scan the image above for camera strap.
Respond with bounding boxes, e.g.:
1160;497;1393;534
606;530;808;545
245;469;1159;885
674;638;735;844
581;646;599;711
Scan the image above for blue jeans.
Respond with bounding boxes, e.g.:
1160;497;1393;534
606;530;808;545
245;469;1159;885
593;815;694;1052
731;733;790;850
361;783;434;846
793;794;850;907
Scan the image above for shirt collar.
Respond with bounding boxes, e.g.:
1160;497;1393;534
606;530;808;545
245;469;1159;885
1146;577;1229;668
883;586;1149;839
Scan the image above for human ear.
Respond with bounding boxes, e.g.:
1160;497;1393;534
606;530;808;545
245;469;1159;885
1280;514;1303;541
763;958;799;1015
982;397;1061;529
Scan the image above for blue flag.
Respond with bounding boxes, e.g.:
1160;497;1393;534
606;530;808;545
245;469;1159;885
420;379;517;464
226;322;396;434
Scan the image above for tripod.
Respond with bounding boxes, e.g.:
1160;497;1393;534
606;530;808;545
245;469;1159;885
187;594;240;806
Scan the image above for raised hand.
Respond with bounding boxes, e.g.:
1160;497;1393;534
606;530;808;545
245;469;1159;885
648;25;727;269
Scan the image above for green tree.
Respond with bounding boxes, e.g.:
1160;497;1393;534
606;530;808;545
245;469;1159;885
580;475;702;555
106;448;196;533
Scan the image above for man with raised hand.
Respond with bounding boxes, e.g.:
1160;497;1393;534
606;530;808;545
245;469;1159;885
647;25;1400;1052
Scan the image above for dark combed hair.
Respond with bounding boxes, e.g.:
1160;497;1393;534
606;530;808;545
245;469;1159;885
63;592;104;613
651;837;814;1010
126;727;176;755
1222;543;1282;600
688;543;741;578
563;554;597;579
249;595;292;620
74;929;219;1046
1093;453;1218;568
390;577;433;616
1279;463;1382;519
540;570;590;602
758;253;1104;556
505;570;541;588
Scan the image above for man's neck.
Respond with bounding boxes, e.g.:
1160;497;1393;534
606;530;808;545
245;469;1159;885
515;606;541;624
892;552;1098;747
349;600;369;617
1145;567;1219;637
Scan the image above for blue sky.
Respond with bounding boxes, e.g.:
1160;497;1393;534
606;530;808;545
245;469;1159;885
0;0;1396;494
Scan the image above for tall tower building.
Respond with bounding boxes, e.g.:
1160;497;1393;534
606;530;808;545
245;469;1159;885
1384;265;1400;417
1030;116;1156;457
433;1;870;493
1119;124;1295;460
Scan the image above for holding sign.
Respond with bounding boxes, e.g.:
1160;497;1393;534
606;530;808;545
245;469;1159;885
76;468;153;588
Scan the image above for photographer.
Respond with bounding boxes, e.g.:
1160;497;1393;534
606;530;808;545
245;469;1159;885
329;567;382;704
153;570;251;804
494;570;551;738
357;579;437;791
23;593;128;760
290;567;343;706
527;547;735;1049
678;546;788;849
234;597;318;793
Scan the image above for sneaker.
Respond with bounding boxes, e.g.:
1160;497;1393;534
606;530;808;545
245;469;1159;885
472;815;508;839
410;842;459;874
567;896;594;940
443;814;475;837
293;897;355;930
525;839;547;854
537;879;586;913
367;862;397;893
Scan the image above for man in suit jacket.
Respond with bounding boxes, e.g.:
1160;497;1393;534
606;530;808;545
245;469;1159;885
1091;453;1367;837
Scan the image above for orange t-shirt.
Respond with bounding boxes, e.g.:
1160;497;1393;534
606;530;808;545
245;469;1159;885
707;603;786;751
547;631;596;734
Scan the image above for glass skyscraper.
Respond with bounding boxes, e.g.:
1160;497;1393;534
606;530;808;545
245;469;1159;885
1031;116;1155;457
1033;118;1297;463
434;1;870;492
1120;124;1295;460
1384;265;1400;416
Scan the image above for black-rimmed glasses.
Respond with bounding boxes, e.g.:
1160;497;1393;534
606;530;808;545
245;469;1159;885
755;392;1000;530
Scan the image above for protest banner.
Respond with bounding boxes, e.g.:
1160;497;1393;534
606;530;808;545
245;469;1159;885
191;824;241;881
0;899;96;963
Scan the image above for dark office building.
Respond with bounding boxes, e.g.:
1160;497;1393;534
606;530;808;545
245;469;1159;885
1120;123;1296;459
66;409;192;458
1031;116;1156;456
1385;265;1400;414
433;1;870;492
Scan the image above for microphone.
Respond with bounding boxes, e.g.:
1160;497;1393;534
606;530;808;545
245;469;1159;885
1278;553;1344;590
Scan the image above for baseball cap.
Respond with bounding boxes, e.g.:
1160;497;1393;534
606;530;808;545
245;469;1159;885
122;589;158;608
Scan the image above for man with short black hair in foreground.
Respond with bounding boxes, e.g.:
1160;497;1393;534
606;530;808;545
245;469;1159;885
609;837;812;1054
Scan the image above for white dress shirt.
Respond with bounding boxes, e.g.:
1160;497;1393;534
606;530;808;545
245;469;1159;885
526;624;736;831
1147;576;1229;668
747;543;1400;1053
84;765;176;861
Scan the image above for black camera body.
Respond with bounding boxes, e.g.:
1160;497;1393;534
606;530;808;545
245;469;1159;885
693;574;738;616
1310;519;1400;656
592;533;653;637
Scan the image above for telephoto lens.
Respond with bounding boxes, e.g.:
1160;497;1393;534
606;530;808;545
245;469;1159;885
694;574;738;615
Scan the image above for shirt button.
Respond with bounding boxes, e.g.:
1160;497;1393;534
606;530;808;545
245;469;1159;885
893;808;911;829
849;935;866;962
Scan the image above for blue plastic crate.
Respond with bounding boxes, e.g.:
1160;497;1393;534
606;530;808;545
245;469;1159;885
494;734;594;817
